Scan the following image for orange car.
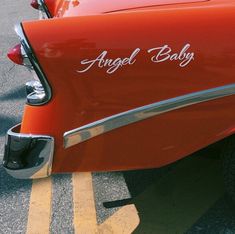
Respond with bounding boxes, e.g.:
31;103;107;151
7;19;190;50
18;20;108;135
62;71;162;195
3;0;235;200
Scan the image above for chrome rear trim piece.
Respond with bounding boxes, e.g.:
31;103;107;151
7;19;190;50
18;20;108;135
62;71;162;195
64;84;235;148
3;124;54;179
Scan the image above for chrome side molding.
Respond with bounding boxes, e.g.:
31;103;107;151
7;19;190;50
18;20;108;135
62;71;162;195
64;84;235;148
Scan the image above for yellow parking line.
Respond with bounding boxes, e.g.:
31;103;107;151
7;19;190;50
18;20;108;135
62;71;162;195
98;204;139;233
72;172;98;234
72;172;140;233
26;177;52;234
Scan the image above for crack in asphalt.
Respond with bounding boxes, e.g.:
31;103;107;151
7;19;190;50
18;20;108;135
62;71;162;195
0;64;16;88
8;64;16;73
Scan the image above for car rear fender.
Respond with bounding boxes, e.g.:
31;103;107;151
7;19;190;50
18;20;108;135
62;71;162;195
18;2;235;173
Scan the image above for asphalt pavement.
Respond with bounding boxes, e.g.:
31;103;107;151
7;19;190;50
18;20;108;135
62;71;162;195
1;1;235;233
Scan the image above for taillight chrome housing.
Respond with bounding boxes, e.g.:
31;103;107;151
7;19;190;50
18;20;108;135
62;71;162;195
26;80;47;105
7;24;52;106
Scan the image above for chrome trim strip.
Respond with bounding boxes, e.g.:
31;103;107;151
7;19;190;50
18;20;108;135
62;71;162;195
38;0;52;18
15;24;52;105
64;84;235;148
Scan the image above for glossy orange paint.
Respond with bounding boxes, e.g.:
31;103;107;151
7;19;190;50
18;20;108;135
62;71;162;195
45;0;208;17
21;0;235;173
43;0;63;16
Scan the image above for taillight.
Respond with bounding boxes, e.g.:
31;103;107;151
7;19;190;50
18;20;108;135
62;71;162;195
7;43;32;68
7;44;23;65
31;0;40;9
7;43;46;104
9;25;52;105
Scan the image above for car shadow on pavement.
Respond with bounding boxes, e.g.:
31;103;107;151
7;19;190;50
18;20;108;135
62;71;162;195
0;85;26;101
104;144;235;233
0;114;19;137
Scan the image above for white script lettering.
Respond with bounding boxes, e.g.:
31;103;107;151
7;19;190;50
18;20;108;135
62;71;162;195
77;44;195;74
77;48;141;74
147;44;194;67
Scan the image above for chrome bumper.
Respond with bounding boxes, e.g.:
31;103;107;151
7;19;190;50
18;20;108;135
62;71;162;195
2;124;54;179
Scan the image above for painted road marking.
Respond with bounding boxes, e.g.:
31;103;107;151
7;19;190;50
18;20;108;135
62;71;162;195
72;172;140;234
98;204;140;233
73;172;98;233
132;155;224;234
26;177;52;234
25;154;222;233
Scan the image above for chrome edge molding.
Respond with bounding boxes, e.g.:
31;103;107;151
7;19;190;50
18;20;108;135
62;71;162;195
15;24;52;105
64;84;235;148
3;124;54;179
38;0;52;18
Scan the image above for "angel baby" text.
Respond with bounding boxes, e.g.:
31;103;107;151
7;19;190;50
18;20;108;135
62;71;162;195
77;44;195;75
